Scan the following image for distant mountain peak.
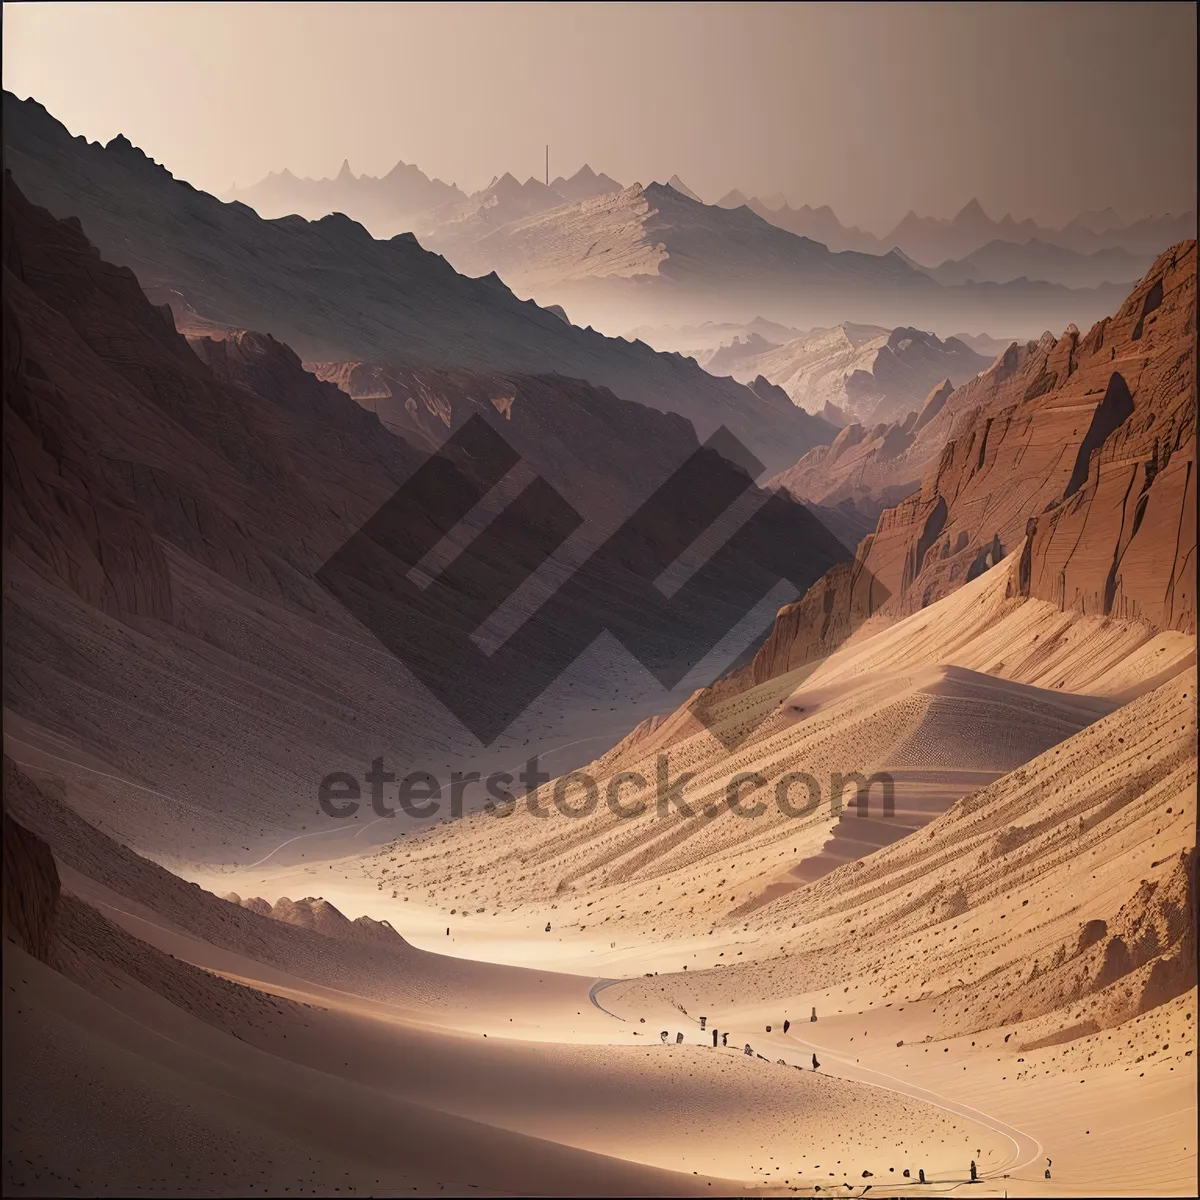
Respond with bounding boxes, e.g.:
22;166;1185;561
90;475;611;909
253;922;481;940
666;175;701;202
336;158;354;183
550;164;624;202
952;198;990;225
886;246;924;269
716;188;749;209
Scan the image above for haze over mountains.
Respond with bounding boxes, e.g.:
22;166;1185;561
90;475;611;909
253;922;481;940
224;156;466;237
227;152;1194;299
3;94;831;476
703;323;994;427
2;54;1196;1200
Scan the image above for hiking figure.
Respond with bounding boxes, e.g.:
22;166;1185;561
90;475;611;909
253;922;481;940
970;1160;977;1182
783;1019;790;1033
722;1032;728;1046
712;1028;718;1047
744;1043;753;1056
660;1030;668;1044
544;922;551;932
675;1032;683;1044
699;1016;706;1030
918;1169;925;1184
812;1053;820;1070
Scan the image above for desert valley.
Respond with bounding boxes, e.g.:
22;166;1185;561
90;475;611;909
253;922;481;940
2;4;1197;1197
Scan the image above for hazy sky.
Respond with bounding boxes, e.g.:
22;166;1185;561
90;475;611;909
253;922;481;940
3;2;1195;231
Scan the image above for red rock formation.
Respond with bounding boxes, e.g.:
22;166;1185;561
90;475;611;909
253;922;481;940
1021;247;1196;630
745;242;1196;687
2;810;59;962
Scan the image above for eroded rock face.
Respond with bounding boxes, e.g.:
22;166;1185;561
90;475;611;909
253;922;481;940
2;805;60;963
745;241;1196;687
1006;847;1198;1039
232;893;404;946
1022;245;1196;631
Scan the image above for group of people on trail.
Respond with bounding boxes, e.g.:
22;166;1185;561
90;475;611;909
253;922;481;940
665;1015;828;1073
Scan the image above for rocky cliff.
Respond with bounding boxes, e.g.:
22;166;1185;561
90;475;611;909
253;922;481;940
746;242;1196;686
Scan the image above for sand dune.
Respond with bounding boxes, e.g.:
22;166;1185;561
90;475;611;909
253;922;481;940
2;85;1195;1200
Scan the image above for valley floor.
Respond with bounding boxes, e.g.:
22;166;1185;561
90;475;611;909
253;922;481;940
5;561;1196;1197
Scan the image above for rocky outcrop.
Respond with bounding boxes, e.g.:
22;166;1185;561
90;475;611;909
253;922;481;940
1005;847;1198;1039
741;241;1196;688
1022;244;1196;631
767;337;1035;519
2;808;60;963
223;892;404;945
262;895;405;945
911;378;954;434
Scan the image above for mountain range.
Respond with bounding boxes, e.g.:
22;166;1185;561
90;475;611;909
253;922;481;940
915;238;1156;289
415;179;1133;337
744;192;1195;265
225;157;466;238
3;165;854;861
3;80;1196;1200
222;152;1191;306
3;93;831;476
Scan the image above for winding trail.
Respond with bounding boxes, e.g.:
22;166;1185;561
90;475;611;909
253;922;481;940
588;978;626;1020
588;978;1044;1186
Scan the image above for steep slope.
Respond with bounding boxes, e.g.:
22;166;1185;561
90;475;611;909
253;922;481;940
766;342;1038;515
2;92;831;476
604;659;1197;1048
7;754;1027;1194
623;316;804;356
696;331;782;374
750;241;1196;682
3;176;857;868
354;546;1192;914
665;175;700;203
423;171;571;242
